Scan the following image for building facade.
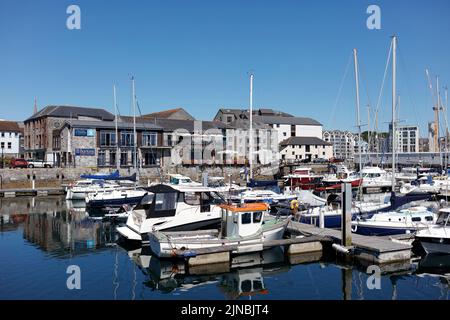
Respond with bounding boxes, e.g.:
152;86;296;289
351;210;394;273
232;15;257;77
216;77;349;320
389;124;419;153
280;137;333;162
24;105;115;163
322;130;357;159
0;120;23;157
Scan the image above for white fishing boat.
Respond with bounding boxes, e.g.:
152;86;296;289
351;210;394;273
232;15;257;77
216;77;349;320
148;203;288;258
415;208;450;254
116;184;226;242
351;206;436;236
85;188;147;208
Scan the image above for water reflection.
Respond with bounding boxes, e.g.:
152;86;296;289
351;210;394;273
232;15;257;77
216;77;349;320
126;246;289;299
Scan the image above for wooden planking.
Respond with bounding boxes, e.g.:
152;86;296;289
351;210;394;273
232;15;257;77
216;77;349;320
288;221;412;254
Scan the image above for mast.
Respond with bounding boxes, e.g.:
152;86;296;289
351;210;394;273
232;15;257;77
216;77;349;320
131;76;137;173
113;84;120;171
391;36;397;190
249;73;254;181
353;49;362;172
367;105;371;153
437;76;443;171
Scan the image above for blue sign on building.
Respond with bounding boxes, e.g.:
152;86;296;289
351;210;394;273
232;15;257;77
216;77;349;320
74;129;95;137
75;148;95;156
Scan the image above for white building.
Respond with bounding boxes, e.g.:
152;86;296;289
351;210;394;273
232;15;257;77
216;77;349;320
280;137;333;162
0;120;23;157
322;130;357;159
389;124;419;153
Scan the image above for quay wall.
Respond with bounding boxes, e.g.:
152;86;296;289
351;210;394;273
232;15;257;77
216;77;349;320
0;166;253;189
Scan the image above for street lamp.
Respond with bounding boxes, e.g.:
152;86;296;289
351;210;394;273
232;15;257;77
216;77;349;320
1;147;4;169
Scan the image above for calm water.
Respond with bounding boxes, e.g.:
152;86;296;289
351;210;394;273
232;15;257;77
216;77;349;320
0;196;449;300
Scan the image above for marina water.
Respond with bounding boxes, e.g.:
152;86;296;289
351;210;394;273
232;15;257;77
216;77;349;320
0;196;449;300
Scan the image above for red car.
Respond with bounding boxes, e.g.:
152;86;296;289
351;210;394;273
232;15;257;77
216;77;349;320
9;158;29;168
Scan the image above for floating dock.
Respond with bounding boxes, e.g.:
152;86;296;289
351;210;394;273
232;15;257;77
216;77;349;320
0;188;65;198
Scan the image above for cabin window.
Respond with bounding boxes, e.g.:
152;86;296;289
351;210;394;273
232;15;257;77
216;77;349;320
155;192;177;211
184;192;201;205
253;211;262;223
411;217;421;222
254;280;263;291
425;216;434;222
241;212;252;224
241;280;252;292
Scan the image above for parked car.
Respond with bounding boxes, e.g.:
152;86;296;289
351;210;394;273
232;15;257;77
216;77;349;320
9;158;29;168
26;159;53;168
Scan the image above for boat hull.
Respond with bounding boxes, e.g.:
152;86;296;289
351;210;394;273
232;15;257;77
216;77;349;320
416;237;450;254
86;195;144;208
148;221;287;258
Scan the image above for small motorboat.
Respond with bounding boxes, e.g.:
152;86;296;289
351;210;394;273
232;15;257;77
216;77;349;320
351;206;436;236
85;189;147;208
65;179;127;200
415;208;450;254
148;203;288;258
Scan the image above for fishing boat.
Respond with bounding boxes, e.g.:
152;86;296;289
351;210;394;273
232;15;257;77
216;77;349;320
168;174;202;186
415;208;450;254
116;184;226;242
85;189;147;208
148;203;288;258
351;206;436;236
320;165;362;191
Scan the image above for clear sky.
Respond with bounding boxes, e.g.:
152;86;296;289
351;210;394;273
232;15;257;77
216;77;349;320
0;0;449;137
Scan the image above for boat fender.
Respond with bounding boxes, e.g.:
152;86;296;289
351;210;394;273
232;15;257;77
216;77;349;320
182;251;197;258
332;243;351;255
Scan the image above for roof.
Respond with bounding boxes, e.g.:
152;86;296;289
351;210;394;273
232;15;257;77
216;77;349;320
0;120;22;132
26;105;115;122
280;136;332;146
227;119;273;130
219;203;269;212
142;108;195;120
61;119;162;131
121;116;229;132
254;115;321;126
215;108;293;119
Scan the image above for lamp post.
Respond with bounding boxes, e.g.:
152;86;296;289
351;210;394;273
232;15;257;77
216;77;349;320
1;147;4;169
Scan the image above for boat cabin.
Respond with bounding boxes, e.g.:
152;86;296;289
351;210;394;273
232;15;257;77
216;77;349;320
220;203;269;238
136;184;225;219
168;174;199;185
436;208;450;226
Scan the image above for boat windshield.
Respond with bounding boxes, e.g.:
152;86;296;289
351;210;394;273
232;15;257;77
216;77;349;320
436;212;450;226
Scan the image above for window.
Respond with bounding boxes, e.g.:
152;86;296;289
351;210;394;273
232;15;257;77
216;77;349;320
143;132;157;147
143;151;157;166
226;116;233;123
305;145;310;152
7;142;11;149
121;132;134;147
98;151;106;166
184;192;201;205
253;211;262;223
100;131;116;147
110;151;116;166
155;192;177;211
120;152;128;166
167;134;173;146
0;142;4;149
1;132;4;137
283;132;287;136
242;212;252;224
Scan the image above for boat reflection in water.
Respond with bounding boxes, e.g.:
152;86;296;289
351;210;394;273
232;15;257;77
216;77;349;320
126;245;290;298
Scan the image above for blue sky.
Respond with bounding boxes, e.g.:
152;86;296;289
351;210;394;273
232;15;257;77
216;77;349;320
0;0;449;137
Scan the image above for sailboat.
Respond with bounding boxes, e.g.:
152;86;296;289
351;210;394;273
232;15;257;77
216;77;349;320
352;36;436;235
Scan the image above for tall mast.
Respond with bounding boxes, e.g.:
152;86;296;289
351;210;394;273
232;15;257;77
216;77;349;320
367;105;371;153
131;76;137;172
391;36;397;190
353;49;362;171
113;84;120;171
249;73;254;181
